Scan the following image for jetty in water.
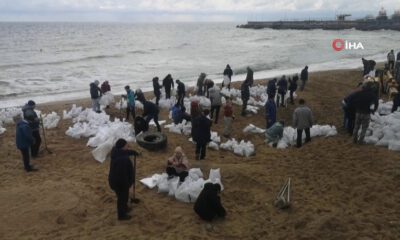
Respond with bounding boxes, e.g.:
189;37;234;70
238;8;400;31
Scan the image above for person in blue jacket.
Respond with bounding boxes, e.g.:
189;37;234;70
124;85;136;121
15;115;37;172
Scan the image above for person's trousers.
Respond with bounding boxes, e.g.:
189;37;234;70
389;60;394;71
126;106;136;121
197;87;203;96
353;113;371;144
92;98;100;112
177;94;185;106
31;130;41;157
241;99;248;116
19;148;31;171
300;80;306;91
166;167;188;182
277;92;286;107
155;94;160;105
223;117;233;136
297;128;311;148
289;90;295;104
113;186;130;219
195;143;207;160
145;115;161;132
210;105;221;123
165;88;171;99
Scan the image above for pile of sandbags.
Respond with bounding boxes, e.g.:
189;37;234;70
377;99;393;116
63;104;83;119
164;120;192;136
42;111;60;129
364;111;400;151
0;107;22;135
220;139;255;157
140;168;223;203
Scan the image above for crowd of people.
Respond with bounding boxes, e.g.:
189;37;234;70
14;50;400;222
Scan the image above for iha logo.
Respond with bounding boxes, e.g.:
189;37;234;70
332;39;364;51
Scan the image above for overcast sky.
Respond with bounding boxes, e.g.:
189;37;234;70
0;0;399;22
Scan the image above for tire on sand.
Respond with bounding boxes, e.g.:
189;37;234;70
136;132;167;151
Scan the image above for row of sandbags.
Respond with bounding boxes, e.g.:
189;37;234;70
364;111;400;151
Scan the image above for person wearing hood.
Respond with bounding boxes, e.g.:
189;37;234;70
277;75;288;107
108;139;139;221
300;66;308;91
152;77;162;105
245;66;254;87
241;79;251;116
15;115;37;172
166;146;189;182
162;74;174;99
223;65;233;89
176;79;186;107
90;80;102;113
124;85;136;121
22;100;41;158
194;183;226;222
196;73;207;96
209;85;222;124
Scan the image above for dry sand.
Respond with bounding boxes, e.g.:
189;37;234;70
1;68;400;240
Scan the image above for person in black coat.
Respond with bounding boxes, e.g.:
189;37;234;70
277;75;288;107
192;109;212;160
142;100;161;132
108;139;139;221
176;79;186;107
241;79;251;116
152;77;162;105
222;64;233;89
22;100;41;157
392;87;400;113
267;78;277;99
288;75;298;104
194;183;226;222
245;66;254;87
300;66;308;91
162;74;174;99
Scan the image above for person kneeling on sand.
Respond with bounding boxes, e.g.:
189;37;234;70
171;103;191;125
194;183;226;222
265;121;284;147
108;139;139;221
166;146;189;182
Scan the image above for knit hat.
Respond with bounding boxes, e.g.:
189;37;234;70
94;80;99;85
115;138;127;149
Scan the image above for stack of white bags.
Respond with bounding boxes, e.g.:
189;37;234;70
364;111;400;151
140;168;223;203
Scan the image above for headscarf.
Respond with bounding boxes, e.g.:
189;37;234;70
168;146;189;172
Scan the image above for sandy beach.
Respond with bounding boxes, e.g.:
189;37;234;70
1;67;400;240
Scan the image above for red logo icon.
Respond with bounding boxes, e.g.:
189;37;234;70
332;39;345;51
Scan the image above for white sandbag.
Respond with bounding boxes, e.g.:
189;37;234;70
42;112;60;129
175;180;191;203
140;174;162;189
0;127;5;135
189;168;203;181
168;177;180;196
187;179;205;202
63;104;83;119
99;92;115;106
243;124;265;134
91;137;115;163
208;168;224;191
208;141;219;150
157;173;170;193
223;75;230;86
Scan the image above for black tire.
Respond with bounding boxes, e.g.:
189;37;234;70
136;132;167;151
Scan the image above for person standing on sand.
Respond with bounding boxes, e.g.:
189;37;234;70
293;99;313;148
141;99;161;132
124;85;136;121
241;78;251;116
196;73;206;96
22;100;41;158
267;78;277;99
176;79;185;107
203;79;214;98
388;50;395;71
15;115;37;172
108;139;139;221
152;77;162;105
222;64;233;89
277;75;288;107
194;183;226;222
288;75;298;104
162;74;174;99
209;85;222;124
166;146;189;182
300;66;308;91
265;95;277;129
352;83;379;144
192;109;212;160
245;66;254;87
223;98;234;138
90;80;102;113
